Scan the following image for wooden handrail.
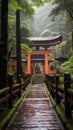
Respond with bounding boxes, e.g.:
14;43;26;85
0;87;10;95
0;74;32;109
0;94;10;104
44;73;73;118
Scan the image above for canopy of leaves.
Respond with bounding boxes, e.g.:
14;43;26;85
9;0;51;17
31;0;51;6
9;0;21;11
50;0;73;19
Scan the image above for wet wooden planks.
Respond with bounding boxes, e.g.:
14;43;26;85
6;84;64;130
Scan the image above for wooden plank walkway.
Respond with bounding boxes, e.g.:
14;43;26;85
6;83;64;130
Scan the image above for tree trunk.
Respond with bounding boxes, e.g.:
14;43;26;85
16;9;22;81
72;31;73;51
0;0;8;89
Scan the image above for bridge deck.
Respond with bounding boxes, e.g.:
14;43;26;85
6;83;64;130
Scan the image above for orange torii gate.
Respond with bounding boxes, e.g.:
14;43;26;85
22;50;56;74
22;35;62;74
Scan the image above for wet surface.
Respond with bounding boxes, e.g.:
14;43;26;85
6;84;64;130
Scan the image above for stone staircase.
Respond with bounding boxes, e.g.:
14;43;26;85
31;74;44;84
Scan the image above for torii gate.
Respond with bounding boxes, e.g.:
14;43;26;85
22;50;56;74
22;35;62;74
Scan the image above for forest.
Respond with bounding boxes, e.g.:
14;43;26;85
0;0;73;89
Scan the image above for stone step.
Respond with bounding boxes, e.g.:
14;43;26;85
32;75;44;84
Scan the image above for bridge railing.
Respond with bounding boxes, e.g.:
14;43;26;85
44;72;73;118
0;74;32;111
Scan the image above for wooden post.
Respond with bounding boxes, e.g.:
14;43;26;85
34;63;36;75
55;74;60;104
51;75;55;98
42;63;45;74
18;74;21;98
64;72;72;118
23;74;26;90
8;74;13;108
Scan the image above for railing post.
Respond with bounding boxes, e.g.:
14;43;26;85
51;75;55;98
18;74;22;98
23;74;25;90
55;74;60;104
64;72;72;118
8;74;13;108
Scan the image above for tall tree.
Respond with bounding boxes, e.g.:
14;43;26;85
0;0;9;89
16;0;22;81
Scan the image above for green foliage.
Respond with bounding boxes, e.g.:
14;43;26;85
31;0;51;6
9;0;21;11
69;56;73;63
40;29;51;36
50;0;73;19
20;0;34;17
8;15;16;26
20;21;31;38
60;56;73;76
60;61;70;75
55;40;66;50
51;31;60;35
40;28;60;37
68;32;72;40
21;43;32;53
9;0;34;17
21;21;30;29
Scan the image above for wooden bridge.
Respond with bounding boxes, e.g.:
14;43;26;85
5;75;64;130
0;74;73;130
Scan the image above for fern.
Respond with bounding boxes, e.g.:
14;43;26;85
21;44;32;53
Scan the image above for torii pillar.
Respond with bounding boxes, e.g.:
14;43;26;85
44;52;50;74
27;53;31;74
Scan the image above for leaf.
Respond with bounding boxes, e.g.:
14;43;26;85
69;56;73;64
51;31;60;35
21;44;32;53
40;29;51;36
